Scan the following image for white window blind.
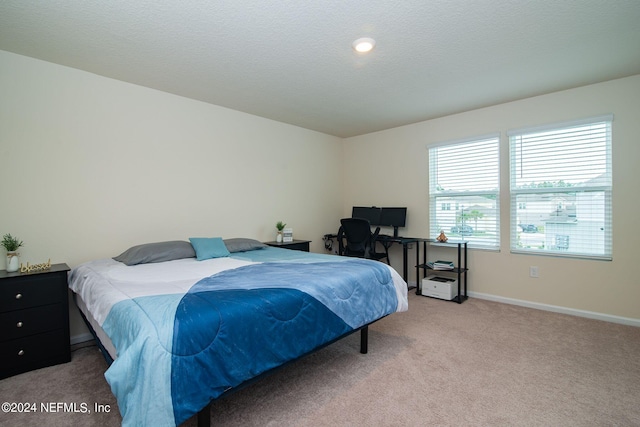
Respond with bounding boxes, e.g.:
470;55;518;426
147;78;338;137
508;115;613;259
428;134;500;249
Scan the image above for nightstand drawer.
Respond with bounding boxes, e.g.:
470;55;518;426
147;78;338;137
0;329;70;378
0;304;65;341
0;274;66;312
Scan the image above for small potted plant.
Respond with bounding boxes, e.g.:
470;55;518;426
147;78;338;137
276;221;286;243
2;233;24;273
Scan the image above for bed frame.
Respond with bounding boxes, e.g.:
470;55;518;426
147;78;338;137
195;324;370;427
74;293;375;427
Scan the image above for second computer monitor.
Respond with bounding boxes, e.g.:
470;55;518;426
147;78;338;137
379;207;407;237
379;207;407;228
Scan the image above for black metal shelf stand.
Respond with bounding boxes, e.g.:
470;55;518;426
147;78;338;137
416;239;468;303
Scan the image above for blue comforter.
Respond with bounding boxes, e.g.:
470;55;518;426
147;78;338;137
102;258;398;426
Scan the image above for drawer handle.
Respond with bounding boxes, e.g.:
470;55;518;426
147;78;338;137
16;321;23;328
18;350;25;356
15;293;23;300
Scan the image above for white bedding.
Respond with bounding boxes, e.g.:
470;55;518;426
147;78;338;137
70;251;408;361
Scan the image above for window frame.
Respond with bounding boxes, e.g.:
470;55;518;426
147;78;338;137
428;133;501;250
508;115;613;260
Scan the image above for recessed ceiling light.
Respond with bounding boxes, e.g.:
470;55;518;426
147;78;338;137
352;37;376;53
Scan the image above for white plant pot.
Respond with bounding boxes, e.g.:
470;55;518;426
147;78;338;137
276;232;283;243
6;252;19;272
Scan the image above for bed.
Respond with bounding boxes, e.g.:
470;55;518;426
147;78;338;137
68;238;408;427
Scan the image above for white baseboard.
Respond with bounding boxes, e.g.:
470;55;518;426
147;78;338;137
70;332;94;345
408;280;640;327
468;291;640;327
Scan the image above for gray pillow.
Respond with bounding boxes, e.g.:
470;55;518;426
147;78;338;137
223;238;267;253
113;241;196;266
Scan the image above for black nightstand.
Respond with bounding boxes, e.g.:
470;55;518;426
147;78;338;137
0;263;71;379
264;240;311;252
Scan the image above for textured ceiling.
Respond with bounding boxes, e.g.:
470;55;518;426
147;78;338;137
1;1;639;138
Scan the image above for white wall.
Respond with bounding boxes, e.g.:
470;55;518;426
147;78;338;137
0;50;344;338
343;75;640;321
3;48;639;337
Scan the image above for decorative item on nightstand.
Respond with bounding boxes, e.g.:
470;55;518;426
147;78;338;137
275;221;286;243
282;227;293;243
2;233;24;273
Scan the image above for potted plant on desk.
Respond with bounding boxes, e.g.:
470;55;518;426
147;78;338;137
2;233;24;273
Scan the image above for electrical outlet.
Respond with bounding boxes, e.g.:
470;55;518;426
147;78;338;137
530;266;539;278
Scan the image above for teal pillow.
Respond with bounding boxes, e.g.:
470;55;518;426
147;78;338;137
189;237;230;260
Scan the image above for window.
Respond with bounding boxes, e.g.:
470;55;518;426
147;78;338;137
508;115;612;259
428;134;500;249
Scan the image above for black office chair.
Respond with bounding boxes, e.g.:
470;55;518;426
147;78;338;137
337;218;390;264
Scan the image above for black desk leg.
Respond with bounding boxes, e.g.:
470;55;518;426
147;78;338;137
402;243;408;282
415;240;421;294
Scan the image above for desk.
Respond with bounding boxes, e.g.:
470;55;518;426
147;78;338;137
375;235;420;287
326;232;420;287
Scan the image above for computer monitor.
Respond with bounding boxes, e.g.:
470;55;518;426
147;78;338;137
351;206;381;225
379;207;407;237
351;206;407;237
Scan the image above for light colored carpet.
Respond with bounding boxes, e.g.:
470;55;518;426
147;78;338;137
1;293;639;426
